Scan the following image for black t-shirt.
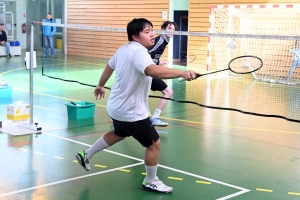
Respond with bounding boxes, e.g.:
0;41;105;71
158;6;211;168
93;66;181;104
0;30;7;42
148;34;169;65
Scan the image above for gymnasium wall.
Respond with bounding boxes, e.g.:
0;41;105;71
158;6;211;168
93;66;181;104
67;0;169;58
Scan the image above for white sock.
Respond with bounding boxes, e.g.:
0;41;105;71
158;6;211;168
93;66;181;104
86;136;109;159
145;165;158;182
152;108;162;119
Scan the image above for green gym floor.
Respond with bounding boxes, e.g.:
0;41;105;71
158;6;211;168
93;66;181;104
0;54;300;200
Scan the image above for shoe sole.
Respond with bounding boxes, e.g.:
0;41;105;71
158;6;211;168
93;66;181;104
75;154;90;171
141;185;172;193
153;124;168;127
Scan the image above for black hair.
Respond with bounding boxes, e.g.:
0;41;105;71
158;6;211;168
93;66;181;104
47;13;51;15
127;18;153;41
161;21;178;31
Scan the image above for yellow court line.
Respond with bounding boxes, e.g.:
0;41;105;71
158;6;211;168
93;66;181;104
1;68;299;134
18;148;27;151
288;192;300;196
12;87;106;108
159;116;300;135
196;180;211;185
72;160;78;163
48;58;108;66
53;156;64;160
13;87;300;134
168;177;183;181
94;164;107;168
141;172;146;175
256;188;273;192
119;169;131;172
0;68;24;78
0;64;59;79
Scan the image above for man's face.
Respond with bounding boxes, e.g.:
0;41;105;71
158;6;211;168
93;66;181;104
133;24;155;48
0;26;2;31
47;14;51;20
164;24;176;39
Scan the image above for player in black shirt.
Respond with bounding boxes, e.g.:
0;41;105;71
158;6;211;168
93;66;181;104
148;21;178;126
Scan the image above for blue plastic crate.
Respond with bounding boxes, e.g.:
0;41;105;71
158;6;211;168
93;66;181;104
0;85;12;104
65;101;96;120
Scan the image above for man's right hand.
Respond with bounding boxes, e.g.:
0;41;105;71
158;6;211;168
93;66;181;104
180;70;199;81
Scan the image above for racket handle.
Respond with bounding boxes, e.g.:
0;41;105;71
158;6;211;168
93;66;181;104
178;77;186;82
179;74;201;82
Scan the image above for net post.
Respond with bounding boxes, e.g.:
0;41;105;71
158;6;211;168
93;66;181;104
29;23;34;126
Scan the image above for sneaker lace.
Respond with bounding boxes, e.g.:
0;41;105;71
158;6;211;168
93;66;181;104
84;154;89;164
153;179;168;188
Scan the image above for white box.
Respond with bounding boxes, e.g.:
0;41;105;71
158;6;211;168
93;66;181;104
7;102;30;121
25;51;37;69
11;46;21;56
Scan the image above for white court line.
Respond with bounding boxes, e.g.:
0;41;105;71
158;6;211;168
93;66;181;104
165;166;250;191
33;105;51;110
0;162;143;198
44;132;250;199
0;132;250;199
45;132;143;162
217;190;250;200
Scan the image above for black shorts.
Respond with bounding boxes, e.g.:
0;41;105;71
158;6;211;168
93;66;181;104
112;117;159;147
151;78;168;91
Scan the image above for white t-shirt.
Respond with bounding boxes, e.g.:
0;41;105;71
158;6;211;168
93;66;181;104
107;42;154;122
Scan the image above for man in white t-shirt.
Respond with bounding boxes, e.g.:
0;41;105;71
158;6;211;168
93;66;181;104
76;18;198;193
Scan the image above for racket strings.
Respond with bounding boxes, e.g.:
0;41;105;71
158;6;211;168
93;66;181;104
229;56;262;74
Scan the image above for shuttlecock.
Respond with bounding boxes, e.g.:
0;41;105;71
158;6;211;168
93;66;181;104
228;39;236;49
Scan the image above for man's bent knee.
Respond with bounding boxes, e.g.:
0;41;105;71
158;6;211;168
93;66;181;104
163;87;173;98
147;139;160;151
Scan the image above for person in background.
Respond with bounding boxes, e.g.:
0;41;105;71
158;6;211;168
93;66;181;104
0;25;12;58
43;13;56;58
148;21;178;126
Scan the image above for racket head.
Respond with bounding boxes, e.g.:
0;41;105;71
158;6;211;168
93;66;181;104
228;55;263;74
181;55;196;65
186;55;196;64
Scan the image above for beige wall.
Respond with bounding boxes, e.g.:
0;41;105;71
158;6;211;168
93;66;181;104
67;0;169;58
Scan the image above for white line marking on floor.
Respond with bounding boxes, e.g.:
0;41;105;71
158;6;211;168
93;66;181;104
44;132;251;199
0;162;143;198
33;105;51;110
35;152;45;155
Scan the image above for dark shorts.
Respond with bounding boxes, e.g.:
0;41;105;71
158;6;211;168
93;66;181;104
151;78;168;91
112;117;159;147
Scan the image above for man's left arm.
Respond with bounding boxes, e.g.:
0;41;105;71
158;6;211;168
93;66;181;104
51;20;56;35
3;31;7;42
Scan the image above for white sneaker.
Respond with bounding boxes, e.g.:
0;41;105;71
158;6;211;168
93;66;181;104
141;177;173;193
75;150;90;171
151;118;168;127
